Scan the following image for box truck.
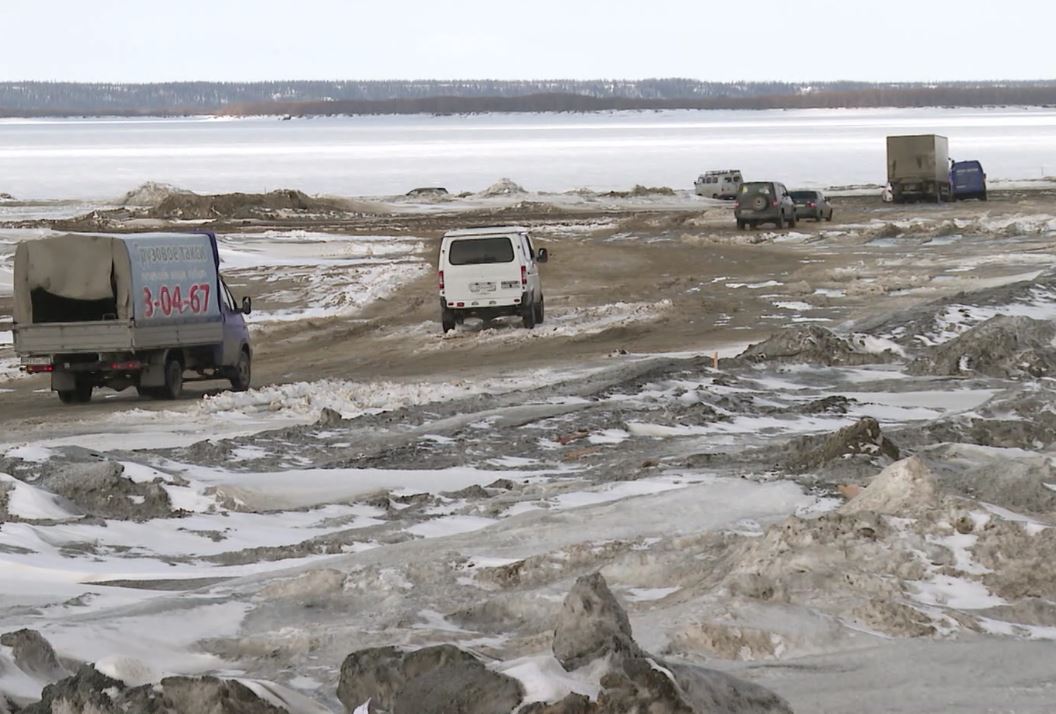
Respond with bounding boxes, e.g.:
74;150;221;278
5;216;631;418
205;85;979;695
13;232;252;404
886;134;951;203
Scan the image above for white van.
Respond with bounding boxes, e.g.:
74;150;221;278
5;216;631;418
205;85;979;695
438;226;548;332
694;170;743;199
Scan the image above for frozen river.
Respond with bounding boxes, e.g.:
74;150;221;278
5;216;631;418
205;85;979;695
2;107;1056;199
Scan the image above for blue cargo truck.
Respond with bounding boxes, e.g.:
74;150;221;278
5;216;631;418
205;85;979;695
13;232;253;404
950;160;987;201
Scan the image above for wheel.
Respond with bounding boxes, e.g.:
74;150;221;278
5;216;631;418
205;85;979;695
522;301;536;330
815;211;822;222
441;308;456;333
826;210;834;222
788;212;796;228
736;220;745;231
160;356;183;400
534;296;545;324
230;349;251;392
775;212;785;229
58;380;92;405
980;190;988;201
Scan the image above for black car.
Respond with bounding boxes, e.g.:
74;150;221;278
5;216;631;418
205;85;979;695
789;190;834;222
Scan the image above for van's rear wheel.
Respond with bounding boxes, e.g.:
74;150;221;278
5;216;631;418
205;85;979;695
736;220;745;231
441;308;456;333
522;301;536;330
161;356;183;400
230;350;251;392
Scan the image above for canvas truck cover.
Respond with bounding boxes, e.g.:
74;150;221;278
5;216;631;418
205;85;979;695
14;232;221;325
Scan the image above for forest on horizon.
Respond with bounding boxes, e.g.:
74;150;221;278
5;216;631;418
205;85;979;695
1;78;1054;116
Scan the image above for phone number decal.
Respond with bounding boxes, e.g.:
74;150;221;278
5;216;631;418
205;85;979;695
142;283;212;318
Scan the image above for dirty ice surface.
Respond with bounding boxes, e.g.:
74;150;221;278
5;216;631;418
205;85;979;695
4;205;1056;712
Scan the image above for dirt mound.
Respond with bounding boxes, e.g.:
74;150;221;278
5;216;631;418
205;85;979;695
544;573;792;713
784;416;901;474
854;271;1056;348
478;178;527;197
338;644;524;714
840;456;940;515
603;185;676;198
119;181;192;207
22;665;289;714
0;629;69;683
149;188;348;220
923;445;1056;513
728;325;897;366
907;315;1056;378
40;460;172;520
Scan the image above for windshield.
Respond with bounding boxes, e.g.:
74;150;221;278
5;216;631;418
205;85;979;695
448;237;515;265
790;191;817;200
740;183;773;195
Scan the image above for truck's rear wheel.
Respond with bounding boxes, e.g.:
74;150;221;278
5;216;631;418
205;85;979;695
58;380;92;405
161;356;183;400
230;350;251;392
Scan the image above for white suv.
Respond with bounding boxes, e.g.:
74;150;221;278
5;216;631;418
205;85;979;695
438;226;548;332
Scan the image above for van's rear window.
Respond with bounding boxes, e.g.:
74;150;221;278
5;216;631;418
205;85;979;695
448;237;515;265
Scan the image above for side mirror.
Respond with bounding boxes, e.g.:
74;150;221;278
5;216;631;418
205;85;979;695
241;296;252;315
536;248;549;263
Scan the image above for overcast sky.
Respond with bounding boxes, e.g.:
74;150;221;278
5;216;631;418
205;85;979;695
3;0;1052;84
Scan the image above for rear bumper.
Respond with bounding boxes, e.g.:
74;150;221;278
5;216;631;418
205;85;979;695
24;358;145;376
442;294;522;310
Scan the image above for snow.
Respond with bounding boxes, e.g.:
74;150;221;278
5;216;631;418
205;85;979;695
587;429;631;445
626;586;680;602
491;655;606;704
0;472;76;520
406;515;500;538
910;574;1006;610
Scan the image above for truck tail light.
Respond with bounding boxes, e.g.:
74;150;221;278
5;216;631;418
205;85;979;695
520;265;527;286
110;360;143;371
771;200;778;208
808;202;816;208
25;365;54;374
438;270;445;290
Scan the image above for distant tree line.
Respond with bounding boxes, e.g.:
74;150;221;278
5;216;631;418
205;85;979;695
1;79;1055;116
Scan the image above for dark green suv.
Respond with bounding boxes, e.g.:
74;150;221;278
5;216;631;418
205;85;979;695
734;181;797;230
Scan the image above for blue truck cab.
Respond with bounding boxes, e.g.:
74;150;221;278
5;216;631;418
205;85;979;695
950;160;987;201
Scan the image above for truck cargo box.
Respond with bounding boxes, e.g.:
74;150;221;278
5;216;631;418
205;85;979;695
14;232;224;354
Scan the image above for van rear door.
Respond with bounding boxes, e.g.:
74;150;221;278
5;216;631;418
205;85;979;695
442;235;522;304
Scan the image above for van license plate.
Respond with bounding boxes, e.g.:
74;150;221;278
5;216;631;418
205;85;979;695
469;282;496;293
